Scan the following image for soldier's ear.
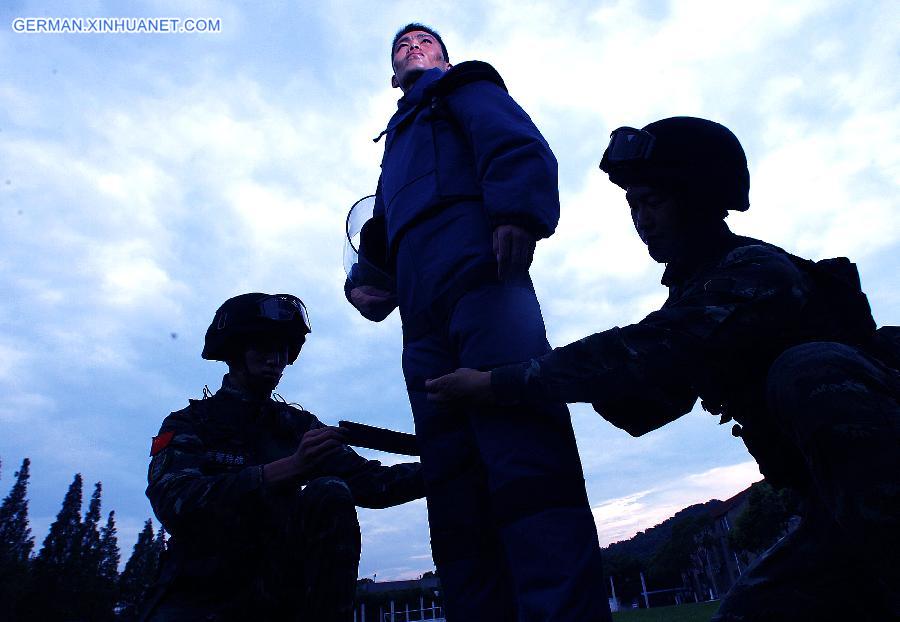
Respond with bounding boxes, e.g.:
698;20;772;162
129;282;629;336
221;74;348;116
391;74;400;89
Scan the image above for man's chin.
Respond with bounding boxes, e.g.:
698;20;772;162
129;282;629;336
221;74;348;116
647;246;670;264
400;68;427;89
250;376;280;393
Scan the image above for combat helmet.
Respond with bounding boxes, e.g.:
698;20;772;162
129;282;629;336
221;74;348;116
599;116;750;214
202;293;311;364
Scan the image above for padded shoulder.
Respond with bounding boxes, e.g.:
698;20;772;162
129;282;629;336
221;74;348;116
430;60;507;96
720;243;800;274
159;401;199;429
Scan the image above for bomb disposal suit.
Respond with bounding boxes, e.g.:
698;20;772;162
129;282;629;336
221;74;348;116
346;51;608;620
144;293;425;621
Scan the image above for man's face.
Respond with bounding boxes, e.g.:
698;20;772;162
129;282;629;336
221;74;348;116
626;185;689;263
240;337;292;392
391;30;449;91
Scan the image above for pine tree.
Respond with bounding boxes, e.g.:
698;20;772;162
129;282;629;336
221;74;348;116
28;473;85;620
37;473;84;566
0;457;34;565
151;524;167;574
98;510;120;584
94;509;122;620
119;518;161;618
0;458;35;621
82;481;102;566
73;481;120;621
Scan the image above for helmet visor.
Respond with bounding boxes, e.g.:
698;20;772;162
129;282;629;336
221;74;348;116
257;295;311;333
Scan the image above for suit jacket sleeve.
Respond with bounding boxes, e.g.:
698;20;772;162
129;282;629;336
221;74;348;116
443;80;560;239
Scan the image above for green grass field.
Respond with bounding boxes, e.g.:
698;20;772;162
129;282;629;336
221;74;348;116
612;601;721;622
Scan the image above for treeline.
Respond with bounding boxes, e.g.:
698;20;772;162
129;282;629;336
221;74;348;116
0;457;165;621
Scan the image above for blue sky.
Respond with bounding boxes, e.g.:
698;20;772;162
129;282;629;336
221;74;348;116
1;1;897;579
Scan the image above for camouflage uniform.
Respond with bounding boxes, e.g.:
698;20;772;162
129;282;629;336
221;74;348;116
143;375;425;621
491;228;900;620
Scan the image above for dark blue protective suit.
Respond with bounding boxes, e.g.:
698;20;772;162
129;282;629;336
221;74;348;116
355;63;609;620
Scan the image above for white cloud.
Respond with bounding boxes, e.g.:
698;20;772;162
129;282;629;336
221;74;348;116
0;339;32;383
593;461;762;546
1;0;897;581
0;390;55;424
357;499;433;579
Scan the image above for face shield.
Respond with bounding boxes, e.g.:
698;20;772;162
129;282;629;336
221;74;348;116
344;195;396;291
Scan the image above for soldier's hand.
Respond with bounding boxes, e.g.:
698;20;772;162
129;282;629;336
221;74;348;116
425;368;494;403
293;426;348;475
493;224;536;281
350;285;398;321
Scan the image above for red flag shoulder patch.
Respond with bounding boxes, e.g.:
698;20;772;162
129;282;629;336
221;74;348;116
150;431;175;456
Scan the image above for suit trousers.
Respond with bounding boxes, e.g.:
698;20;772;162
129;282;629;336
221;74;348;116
402;282;610;622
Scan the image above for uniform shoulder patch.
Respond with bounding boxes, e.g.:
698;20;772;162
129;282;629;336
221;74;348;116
150;430;175;456
148;451;171;485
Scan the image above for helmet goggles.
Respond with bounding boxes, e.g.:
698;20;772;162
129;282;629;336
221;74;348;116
600;127;656;170
257;294;311;334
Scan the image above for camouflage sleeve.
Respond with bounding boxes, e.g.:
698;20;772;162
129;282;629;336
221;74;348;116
145;412;264;537
339;459;426;509
301;415;426;509
492;245;809;435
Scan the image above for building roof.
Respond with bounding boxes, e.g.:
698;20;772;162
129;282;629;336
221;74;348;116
708;482;759;518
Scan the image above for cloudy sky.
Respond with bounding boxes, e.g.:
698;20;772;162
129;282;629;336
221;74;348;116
1;0;897;580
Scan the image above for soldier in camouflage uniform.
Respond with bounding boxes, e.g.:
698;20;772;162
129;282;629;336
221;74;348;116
426;117;900;620
143;293;425;621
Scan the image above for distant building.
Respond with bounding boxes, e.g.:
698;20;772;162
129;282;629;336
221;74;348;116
675;486;755;601
356;574;440;595
706;486;754;594
683;482;802;601
355;574;444;622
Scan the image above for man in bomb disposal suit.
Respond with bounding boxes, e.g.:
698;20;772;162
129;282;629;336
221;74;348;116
143;293;425;621
427;117;900;620
346;22;609;622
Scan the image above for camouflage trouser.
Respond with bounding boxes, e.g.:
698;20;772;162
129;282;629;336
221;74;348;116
268;476;362;621
145;476;361;622
714;342;900;621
